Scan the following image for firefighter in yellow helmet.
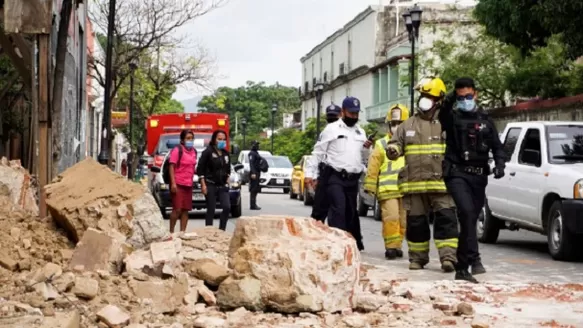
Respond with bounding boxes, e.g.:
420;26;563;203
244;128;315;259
385;77;458;272
364;104;408;260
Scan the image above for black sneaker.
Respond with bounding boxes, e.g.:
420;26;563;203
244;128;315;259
356;240;365;251
472;262;487;275
250;206;262;210
455;270;479;283
395;249;404;258
385;249;398;260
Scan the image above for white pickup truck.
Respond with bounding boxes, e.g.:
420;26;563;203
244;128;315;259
479;121;583;261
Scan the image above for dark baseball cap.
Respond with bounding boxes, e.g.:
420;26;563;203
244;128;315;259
326;104;341;116
342;97;361;112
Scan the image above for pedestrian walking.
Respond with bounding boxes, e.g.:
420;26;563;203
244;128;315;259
305;96;372;251
168;129;198;233
197;130;232;231
439;77;506;283
248;141;263;210
310;103;342;222
364;104;408;260
386;77;458;272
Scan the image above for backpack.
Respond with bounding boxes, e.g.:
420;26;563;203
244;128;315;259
162;146;193;183
258;157;269;173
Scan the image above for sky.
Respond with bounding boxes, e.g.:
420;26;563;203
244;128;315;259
172;0;377;100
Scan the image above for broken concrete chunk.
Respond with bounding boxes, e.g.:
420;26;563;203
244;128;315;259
0;158;39;214
41;310;81;328
150;239;181;265
225;216;361;313
73;277;99;300
45;157;169;247
187;258;230;286
68;228;124;274
217;276;262;311
198;284;217;306
129;277;188;314
0;252;18;271
96;304;130;327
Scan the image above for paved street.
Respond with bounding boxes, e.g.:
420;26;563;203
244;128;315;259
167;189;583;284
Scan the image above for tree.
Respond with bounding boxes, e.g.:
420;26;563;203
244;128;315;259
88;0;223;109
198;81;302;136
474;0;583;59
421;28;515;108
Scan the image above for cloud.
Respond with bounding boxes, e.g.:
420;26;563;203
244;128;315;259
174;0;373;94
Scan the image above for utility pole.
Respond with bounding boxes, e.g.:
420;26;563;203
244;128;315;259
38;35;50;217
98;0;117;167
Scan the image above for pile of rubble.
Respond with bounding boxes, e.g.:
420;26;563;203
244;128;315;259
1;158;582;328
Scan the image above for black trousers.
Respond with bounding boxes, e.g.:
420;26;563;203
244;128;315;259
205;183;230;230
311;175;330;222
326;172;362;245
248;173;260;207
445;170;488;270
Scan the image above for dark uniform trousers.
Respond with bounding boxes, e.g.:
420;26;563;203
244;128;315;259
311;164;330;222
326;169;363;246
445;167;488;270
249;173;260;207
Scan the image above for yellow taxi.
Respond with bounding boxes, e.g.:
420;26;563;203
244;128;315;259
289;155;315;205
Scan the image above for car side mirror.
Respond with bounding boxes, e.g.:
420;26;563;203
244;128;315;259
294;165;301;170
150;166;161;173
233;163;244;172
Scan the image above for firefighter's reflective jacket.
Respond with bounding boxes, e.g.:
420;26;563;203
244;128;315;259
364;135;405;200
386;113;447;194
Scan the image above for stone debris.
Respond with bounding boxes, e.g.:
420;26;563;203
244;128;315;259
1;160;583;327
44;157;169;248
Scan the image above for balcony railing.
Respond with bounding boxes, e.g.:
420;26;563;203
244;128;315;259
365;96;410;122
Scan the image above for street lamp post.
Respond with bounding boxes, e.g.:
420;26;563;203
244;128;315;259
127;59;138;180
402;5;423;111
271;104;277;153
97;0;117;166
314;82;325;142
241;118;247;150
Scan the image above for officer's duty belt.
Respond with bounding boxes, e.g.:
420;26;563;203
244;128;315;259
452;164;486;175
330;168;361;180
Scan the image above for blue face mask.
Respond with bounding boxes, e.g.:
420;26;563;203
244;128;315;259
217;140;226;150
456;99;477;112
184;140;194;149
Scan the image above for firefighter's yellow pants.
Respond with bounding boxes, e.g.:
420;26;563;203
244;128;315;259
381;198;406;249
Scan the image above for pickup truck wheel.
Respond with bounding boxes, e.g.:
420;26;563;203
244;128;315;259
477;199;500;244
160;207;168;220
357;196;369;217
283;188;290;194
547;201;578;261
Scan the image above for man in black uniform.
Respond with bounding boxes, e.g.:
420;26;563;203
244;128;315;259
310;104;342;222
248;141;262;210
439;77;506;283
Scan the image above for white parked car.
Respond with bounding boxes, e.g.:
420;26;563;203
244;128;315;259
237;150;272;184
480;121;583;261
258;155;293;194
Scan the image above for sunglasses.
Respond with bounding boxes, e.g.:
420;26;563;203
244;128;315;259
456;94;474;101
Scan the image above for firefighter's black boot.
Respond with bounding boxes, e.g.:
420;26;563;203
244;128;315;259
385;249;398;260
455;269;479;283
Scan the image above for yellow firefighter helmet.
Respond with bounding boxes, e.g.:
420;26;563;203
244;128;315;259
385;104;410;123
415;76;447;98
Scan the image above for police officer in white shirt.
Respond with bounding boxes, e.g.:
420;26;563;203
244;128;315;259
305;97;373;251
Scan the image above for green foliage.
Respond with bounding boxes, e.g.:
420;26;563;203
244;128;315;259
505;36;573;99
198;81;301;137
421;28;515;107
474;0;583;59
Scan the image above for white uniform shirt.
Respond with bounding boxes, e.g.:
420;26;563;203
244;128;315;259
305;119;368;179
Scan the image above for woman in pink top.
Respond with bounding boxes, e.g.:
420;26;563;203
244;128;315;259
168;130;198;233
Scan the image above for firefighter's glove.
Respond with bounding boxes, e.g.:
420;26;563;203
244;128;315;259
386;147;399;160
493;166;505;179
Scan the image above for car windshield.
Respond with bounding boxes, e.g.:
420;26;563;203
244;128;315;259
265;156;293;168
155;134;211;154
547;125;583;163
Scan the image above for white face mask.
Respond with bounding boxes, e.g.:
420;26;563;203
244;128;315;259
418;97;434;112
